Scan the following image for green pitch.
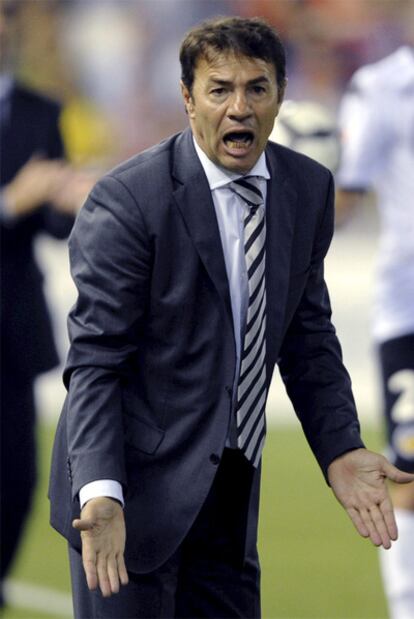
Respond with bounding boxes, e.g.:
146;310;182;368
4;421;388;619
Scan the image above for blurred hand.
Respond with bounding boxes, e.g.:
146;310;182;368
328;448;414;549
3;158;69;216
51;168;99;214
3;158;99;217
72;497;129;597
334;188;368;227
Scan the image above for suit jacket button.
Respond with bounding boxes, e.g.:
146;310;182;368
209;453;220;466
225;386;232;397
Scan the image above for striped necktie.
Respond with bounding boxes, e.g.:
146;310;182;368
230;176;267;468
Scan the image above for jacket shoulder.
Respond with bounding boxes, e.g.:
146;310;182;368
108;133;181;182
93;133;184;213
88;133;184;220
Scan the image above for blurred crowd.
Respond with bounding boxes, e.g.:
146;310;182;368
13;0;411;164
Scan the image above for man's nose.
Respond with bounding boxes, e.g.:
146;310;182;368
227;90;252;119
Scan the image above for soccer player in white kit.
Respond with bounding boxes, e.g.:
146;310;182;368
336;42;414;619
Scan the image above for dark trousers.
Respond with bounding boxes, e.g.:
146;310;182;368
69;449;261;618
379;333;414;472
0;375;36;582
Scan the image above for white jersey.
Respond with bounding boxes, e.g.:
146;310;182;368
337;46;414;343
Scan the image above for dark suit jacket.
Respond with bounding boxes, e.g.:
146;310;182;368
49;128;364;573
0;83;74;380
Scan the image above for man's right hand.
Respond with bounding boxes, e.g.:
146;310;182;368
72;497;129;597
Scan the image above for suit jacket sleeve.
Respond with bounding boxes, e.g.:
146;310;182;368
278;173;364;479
64;174;152;498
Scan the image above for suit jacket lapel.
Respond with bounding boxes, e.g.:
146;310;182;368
171;132;298;361
265;147;298;353
171;129;234;329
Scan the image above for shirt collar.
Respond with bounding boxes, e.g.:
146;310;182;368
193;136;270;191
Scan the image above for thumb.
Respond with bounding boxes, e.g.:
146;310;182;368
383;460;414;484
72;518;94;532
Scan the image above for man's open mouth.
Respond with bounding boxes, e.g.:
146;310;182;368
223;131;254;150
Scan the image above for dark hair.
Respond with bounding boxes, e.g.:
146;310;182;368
179;16;287;94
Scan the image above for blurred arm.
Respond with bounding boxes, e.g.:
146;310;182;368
335;187;369;227
1;157;99;238
335;71;386;227
1;158;68;219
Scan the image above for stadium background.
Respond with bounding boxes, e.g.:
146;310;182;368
3;1;408;617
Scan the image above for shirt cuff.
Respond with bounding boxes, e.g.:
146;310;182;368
79;480;124;509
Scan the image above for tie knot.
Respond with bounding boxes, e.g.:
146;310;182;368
229;176;264;210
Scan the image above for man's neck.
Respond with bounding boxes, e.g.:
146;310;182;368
192;135;269;189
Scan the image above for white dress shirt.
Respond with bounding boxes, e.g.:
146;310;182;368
79;137;270;508
193;139;269;396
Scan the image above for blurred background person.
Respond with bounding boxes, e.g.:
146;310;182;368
0;0;93;606
336;4;414;617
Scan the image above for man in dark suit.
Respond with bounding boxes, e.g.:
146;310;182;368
49;16;414;619
0;89;75;582
0;0;78;601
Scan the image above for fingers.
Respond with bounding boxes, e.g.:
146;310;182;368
72;498;127;596
89;552;128;597
382;461;414;485
364;504;394;549
329;448;412;549
72;518;94;532
347;497;398;549
346;507;370;539
105;554;129;593
81;547;113;597
348;506;385;547
378;497;398;542
80;543;128;596
83;551;99;592
117;554;129;587
107;555;121;595
97;554;113;597
79;535;127;597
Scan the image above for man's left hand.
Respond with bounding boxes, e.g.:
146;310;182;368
328;448;414;548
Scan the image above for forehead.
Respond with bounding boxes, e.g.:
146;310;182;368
193;51;277;85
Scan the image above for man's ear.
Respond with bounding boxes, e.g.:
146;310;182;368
180;81;195;117
277;78;288;105
274;79;287;120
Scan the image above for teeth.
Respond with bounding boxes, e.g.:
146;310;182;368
227;140;250;149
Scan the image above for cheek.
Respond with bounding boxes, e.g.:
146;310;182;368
260;110;278;135
202;115;221;141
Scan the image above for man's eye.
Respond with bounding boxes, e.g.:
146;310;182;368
252;85;266;94
211;88;226;96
